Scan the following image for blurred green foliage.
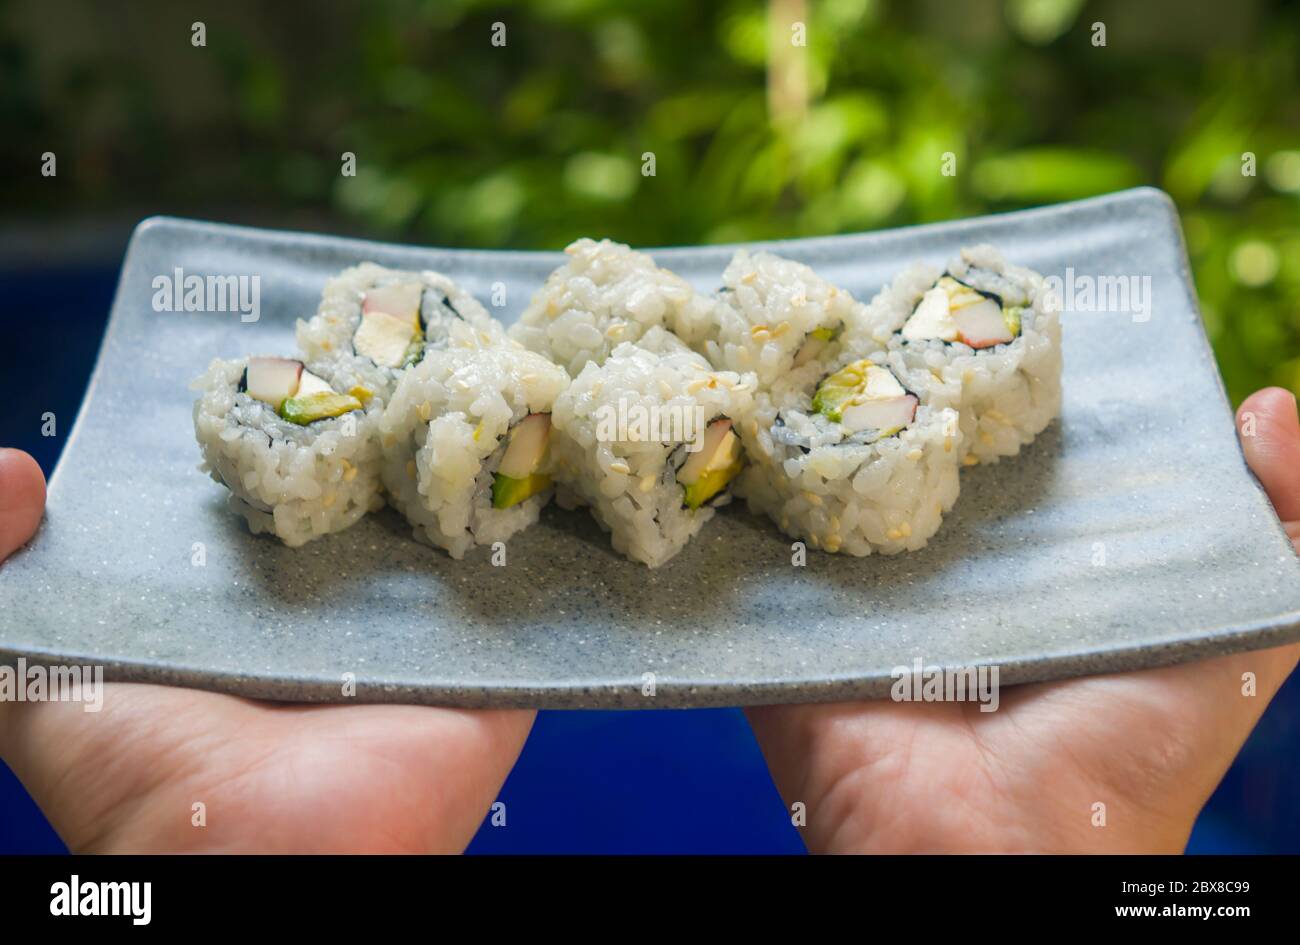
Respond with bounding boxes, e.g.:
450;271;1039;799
2;0;1298;402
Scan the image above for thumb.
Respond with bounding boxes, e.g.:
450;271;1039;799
1237;388;1300;527
0;449;46;562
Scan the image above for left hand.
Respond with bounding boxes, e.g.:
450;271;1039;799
0;448;533;853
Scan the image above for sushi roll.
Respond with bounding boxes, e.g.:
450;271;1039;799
736;356;962;556
296;262;504;406
684;249;869;392
191;356;383;546
509;238;724;377
379;342;570;559
858;244;1062;465
550;328;757;568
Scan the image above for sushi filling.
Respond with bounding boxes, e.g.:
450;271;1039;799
354;282;467;369
239;357;362;426
901;274;1022;350
811;359;918;439
676;417;744;510
491;413;552;509
793;322;843;367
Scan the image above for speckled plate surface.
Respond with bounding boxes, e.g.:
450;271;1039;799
3;188;1299;708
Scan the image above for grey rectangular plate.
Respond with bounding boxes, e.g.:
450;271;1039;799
3;187;1299;708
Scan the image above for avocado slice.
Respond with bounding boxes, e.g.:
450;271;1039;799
682;457;744;510
678;418;744;509
279;391;363;425
490;414;553;509
491;472;552;509
813;360;887;422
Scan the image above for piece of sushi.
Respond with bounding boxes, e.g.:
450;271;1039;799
191;356;383;546
509;237;725;377
296;262;504;406
379;342;570;558
685;249;870;393
736;356;962;556
550;328;757;568
857;244;1062;465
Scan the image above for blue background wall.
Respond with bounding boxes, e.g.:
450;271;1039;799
1;250;1296;854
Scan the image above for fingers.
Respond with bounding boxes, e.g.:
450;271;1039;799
0;449;46;562
1237;387;1300;525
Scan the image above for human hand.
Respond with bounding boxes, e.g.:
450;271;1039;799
746;388;1300;853
0;448;533;853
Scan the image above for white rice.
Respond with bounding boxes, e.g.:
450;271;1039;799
855;244;1063;465
551;334;757;568
379;343;570;558
508;238;723;377
191;357;384;546
692;249;872;394
736;384;962;556
296;262;505;406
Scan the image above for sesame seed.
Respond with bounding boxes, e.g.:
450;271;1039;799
609;461;631;475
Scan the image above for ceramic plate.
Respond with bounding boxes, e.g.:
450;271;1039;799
3;187;1299;707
